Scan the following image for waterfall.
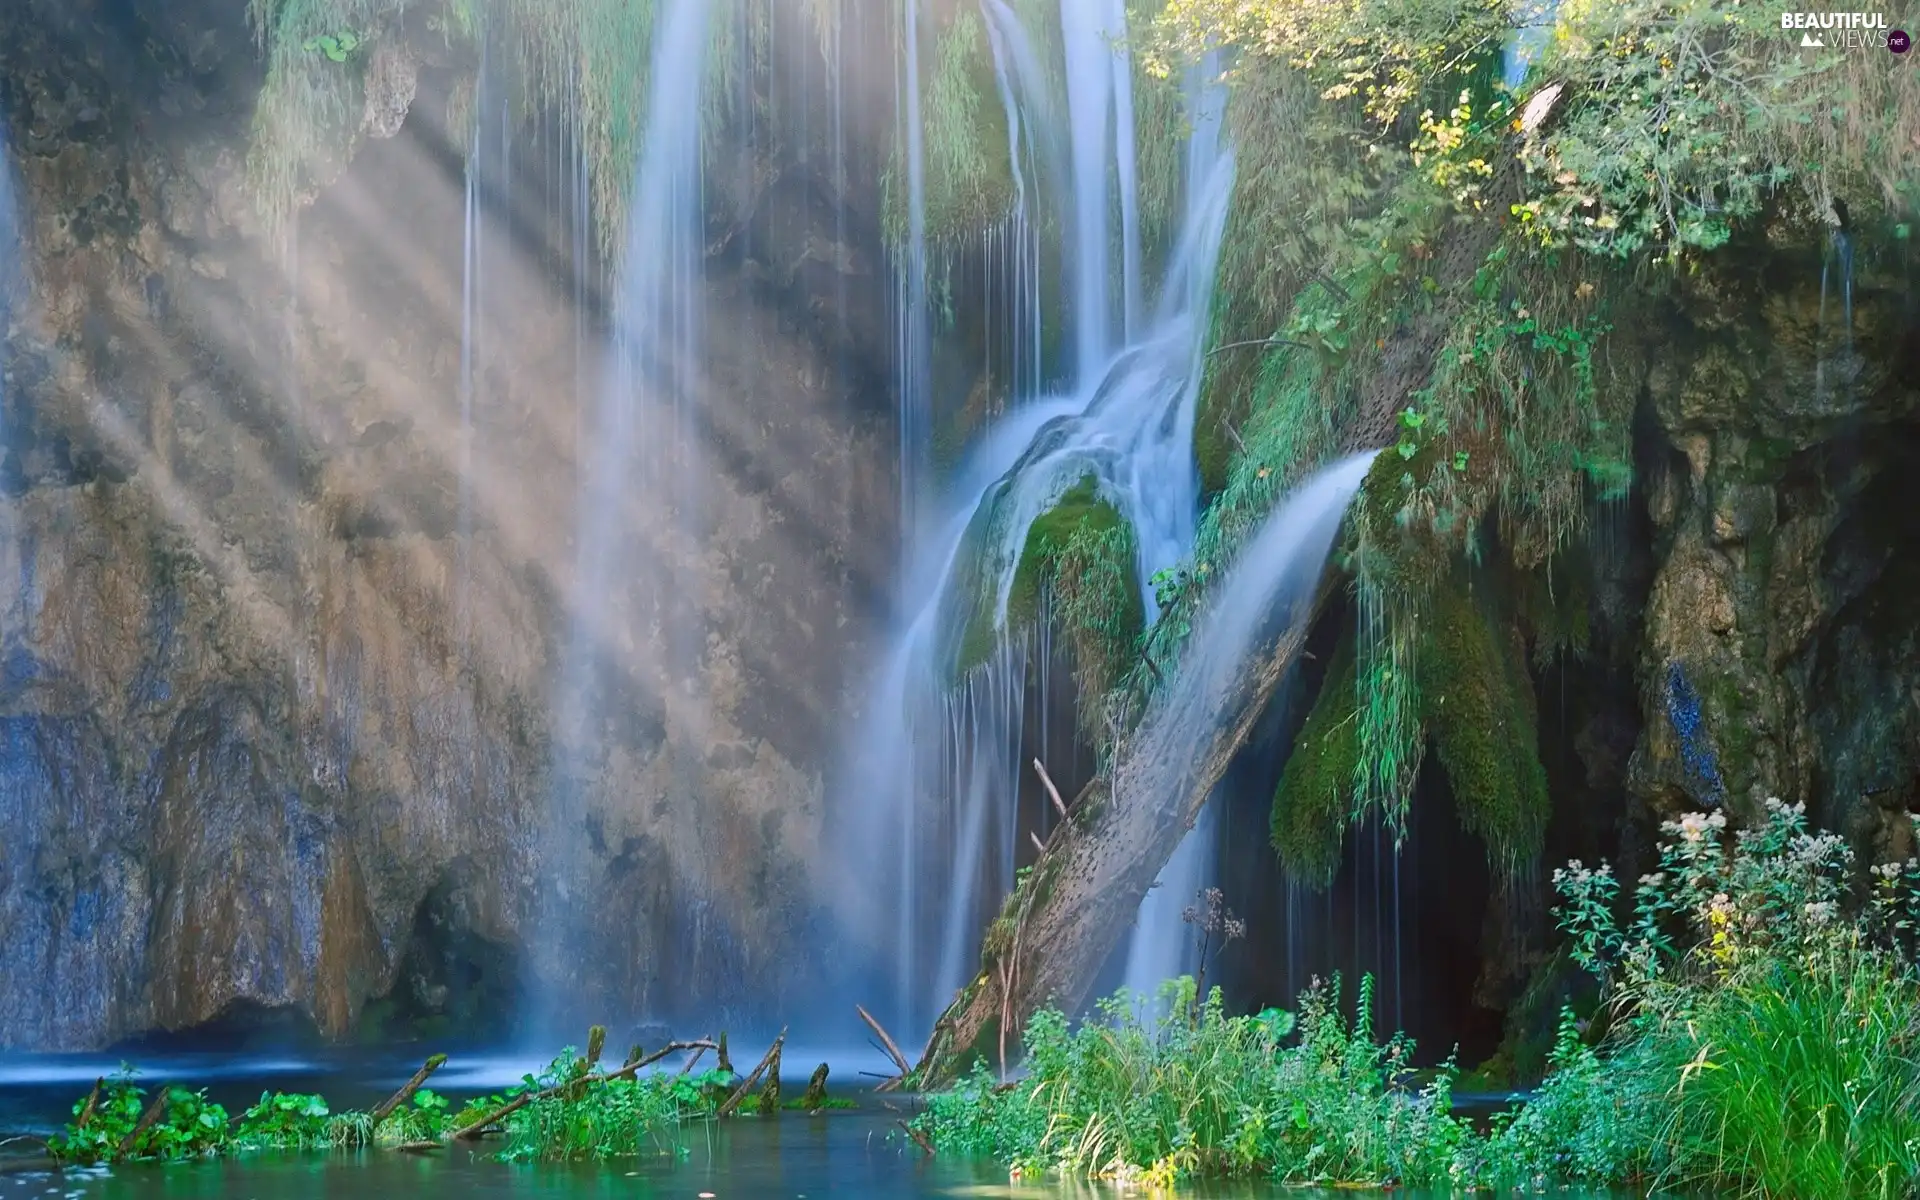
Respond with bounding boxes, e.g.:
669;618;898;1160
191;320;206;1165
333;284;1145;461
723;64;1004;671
838;0;1237;1036
0;116;19;475
539;0;712;1032
1114;451;1378;996
898;0;933;544
456;45;485;651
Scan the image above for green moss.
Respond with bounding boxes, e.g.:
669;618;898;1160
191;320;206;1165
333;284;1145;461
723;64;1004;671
949;476;1142;681
1416;575;1548;876
884;5;1015;247
1271;630;1360;888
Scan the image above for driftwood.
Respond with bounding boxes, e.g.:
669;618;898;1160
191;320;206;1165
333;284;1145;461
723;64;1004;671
676;1038;711;1076
114;1089;171;1161
75;1077;104;1131
394;1140;443;1154
757;1039;783;1110
801;1063;829;1112
370;1053;447;1130
856;1004;912;1091
448;1039;720;1140
899;1119;934;1155
717;1032;734;1074
717;1029;787;1117
584;1025;607;1068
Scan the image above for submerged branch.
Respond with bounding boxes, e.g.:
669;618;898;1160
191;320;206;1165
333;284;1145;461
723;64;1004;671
370;1053;447;1131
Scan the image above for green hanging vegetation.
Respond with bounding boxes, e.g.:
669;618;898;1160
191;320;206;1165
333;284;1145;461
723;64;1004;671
1416;572;1548;876
1269;629;1358;886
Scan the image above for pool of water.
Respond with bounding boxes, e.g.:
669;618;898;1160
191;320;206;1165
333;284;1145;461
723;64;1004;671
0;1053;1626;1198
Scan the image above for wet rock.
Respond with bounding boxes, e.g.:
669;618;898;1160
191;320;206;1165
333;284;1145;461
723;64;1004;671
0;0;895;1049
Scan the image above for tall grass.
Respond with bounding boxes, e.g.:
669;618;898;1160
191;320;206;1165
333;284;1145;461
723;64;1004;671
914;974;1470;1188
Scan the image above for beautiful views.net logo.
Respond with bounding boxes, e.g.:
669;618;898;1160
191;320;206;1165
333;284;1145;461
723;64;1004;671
1779;10;1901;49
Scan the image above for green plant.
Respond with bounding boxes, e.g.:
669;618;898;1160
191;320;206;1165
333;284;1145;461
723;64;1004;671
234;1091;333;1149
48;1067;146;1164
300;29;362;60
914;973;1470;1187
1549;799;1920;1197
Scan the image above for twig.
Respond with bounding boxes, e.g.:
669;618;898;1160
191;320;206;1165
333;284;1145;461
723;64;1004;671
1221;419;1250;458
855;1005;912;1081
370;1054;447;1131
718;1029;787;1117
1032;759;1068;818
677;1038;712;1076
1029;830;1046;854
1311;269;1351;303
1206;336;1308;358
603;1040;720;1081
899;1119;935;1156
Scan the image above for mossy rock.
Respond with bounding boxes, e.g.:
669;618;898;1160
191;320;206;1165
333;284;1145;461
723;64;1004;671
944;474;1144;680
1353;437;1458;597
1416;574;1548;874
1271;629;1360;887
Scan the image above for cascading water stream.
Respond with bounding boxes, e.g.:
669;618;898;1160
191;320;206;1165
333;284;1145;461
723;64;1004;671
0;116;19;481
898;0;933;546
838;0;1237;1037
537;0;711;1033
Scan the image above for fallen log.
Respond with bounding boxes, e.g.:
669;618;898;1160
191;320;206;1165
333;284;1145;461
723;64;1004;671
718;1029;787;1117
899;1119;934;1155
915;564;1342;1088
370;1054;447;1131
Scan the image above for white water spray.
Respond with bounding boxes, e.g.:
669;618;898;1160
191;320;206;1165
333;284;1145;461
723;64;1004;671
839;1;1238;1036
538;0;712;1029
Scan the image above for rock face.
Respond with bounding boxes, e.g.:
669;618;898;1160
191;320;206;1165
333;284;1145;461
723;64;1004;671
0;0;896;1048
1629;217;1920;863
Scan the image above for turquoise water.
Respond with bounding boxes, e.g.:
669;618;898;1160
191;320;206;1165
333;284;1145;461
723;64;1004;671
0;1053;1639;1197
0;1110;1637;1198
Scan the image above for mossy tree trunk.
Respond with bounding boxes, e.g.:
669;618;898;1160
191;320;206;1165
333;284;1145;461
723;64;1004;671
914;580;1333;1086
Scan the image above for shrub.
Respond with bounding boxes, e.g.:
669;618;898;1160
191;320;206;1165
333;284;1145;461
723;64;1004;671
1553;798;1920;1198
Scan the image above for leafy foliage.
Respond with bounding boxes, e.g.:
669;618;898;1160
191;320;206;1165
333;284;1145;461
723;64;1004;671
233;1091;334;1149
1552;799;1920;1196
450;1047;732;1162
49;1070;233;1164
914;974;1470;1187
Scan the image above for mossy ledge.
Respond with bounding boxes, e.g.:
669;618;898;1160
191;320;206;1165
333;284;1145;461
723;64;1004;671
945;475;1144;690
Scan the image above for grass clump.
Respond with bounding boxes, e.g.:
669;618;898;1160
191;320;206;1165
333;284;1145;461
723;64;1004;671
913;974;1471;1188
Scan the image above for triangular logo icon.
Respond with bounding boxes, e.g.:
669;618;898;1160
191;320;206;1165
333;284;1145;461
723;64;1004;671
1801;31;1825;46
